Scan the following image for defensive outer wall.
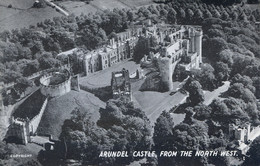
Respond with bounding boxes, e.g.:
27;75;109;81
7;97;48;144
6;68;73;144
40;69;71;97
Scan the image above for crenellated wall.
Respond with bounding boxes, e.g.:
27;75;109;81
7;97;48;145
157;26;202;91
40;70;71;97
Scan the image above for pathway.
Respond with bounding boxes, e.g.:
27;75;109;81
203;81;230;105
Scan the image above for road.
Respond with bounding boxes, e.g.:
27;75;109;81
132;78;188;125
203;81;230;105
44;0;69;16
145;92;187;124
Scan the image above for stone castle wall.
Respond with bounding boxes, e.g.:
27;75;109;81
157;27;202;91
28;98;48;134
40;70;71;97
7;97;48;144
0;90;38;141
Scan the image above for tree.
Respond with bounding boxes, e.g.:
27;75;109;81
171;121;209;165
0;30;11;42
160;9;168;19
23;60;40;76
221;11;230;20
153;111;174;152
244;136;260;165
148;5;159;16
77;23;108;50
39;54;61;70
154;109;209;165
177;8;186;24
14;77;33;95
214;61;230;81
186;9;195;24
191;63;218;91
218;49;233;67
1;70;22;83
231;74;255;93
203;37;228;61
184;79;205;106
167;8;177;24
133;36;149;63
226;83;256;103
58;107;113;165
210;99;231;128
204;9;213;19
51;30;75;51
253;77;260;98
97;97;152;164
194;104;212;121
138;7;151;18
223;97;250;123
194;9;204;24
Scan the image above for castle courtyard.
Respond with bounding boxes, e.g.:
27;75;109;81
79;59;140;88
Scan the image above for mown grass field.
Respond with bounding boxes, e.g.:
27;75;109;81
0;0;34;9
37;90;105;139
0;0;154;32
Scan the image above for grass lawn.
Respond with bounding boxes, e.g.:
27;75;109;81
59;0;154;16
0;6;62;32
117;0;154;8
0;0;35;9
79;59;140;88
132;79;187;124
37;90;105;139
0;0;154;32
0;7;20;21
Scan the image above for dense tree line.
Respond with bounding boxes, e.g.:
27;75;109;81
151;2;260;165
38;97;152;165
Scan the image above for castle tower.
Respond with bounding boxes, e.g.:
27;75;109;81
247;123;251;141
158;56;174;91
195;30;203;64
189;28;195;53
83;54;89;76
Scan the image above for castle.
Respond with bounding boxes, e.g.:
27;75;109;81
141;25;203;91
5;68;79;144
39;69;72;97
229;122;260;154
57;21;202;92
111;68;132;101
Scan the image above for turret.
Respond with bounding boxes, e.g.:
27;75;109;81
189;28;195;53
83;54;89;76
195;30;203;64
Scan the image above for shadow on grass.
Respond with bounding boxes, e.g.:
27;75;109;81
80;85;112;102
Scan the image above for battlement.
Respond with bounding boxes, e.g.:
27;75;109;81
155;25;203;91
7;90;48;144
40;69;71;97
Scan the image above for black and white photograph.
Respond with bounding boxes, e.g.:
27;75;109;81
0;0;260;165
